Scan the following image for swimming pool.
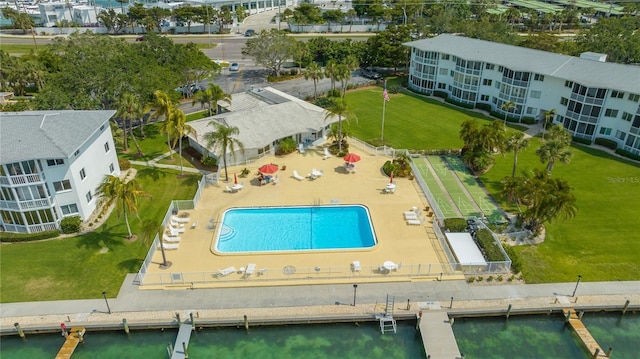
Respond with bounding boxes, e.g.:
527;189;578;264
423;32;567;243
215;205;377;253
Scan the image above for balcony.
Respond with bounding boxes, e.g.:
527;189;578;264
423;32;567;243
2;222;58;234
0;197;53;211
0;173;45;186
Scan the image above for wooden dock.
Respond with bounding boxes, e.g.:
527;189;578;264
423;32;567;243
419;312;462;359
54;327;86;359
171;323;193;359
563;308;608;358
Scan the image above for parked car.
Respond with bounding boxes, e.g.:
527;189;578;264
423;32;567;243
135;36;144;42
361;68;382;80
244;29;255;37
229;63;240;72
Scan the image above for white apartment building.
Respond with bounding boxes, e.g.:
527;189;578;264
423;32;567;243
405;34;640;155
0;111;120;234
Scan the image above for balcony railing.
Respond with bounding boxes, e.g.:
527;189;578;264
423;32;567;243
0;173;45;186
0;198;53;211
1;222;58;233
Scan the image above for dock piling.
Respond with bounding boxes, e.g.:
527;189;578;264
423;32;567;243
592;348;600;359
167;343;173;358
175;312;181;325
190;313;195;330
14;323;25;339
578;311;584;320
564;309;571;323
506;304;512;319
123;318;130;334
182;342;189;358
244;315;249;332
607;347;612;357
406;299;411;310
622;299;630;315
415;310;422;331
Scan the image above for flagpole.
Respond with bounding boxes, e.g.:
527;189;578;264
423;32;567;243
381;96;386;142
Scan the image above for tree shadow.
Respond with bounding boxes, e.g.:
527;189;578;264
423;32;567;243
118;258;143;272
179;174;199;187
76;223;127;250
136;166;166;181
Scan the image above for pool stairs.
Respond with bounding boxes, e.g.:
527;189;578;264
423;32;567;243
171;319;194;359
377;295;397;334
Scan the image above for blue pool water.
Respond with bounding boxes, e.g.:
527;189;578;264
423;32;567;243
215;205;377;253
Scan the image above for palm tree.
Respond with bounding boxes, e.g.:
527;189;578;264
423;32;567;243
542;109;557;140
303;62;324;100
167;107;195;175
203;122;245;182
517;169;577;231
324;60;338;91
324;97;356;153
96;175;150;239
505;132;529;177
336;63;351;97
545;124;572;146
140;220;170;269
501;101;516;126
152;90;178;158
192;88;215;116
208;84;232;115
536;140;573;174
115;93;145;156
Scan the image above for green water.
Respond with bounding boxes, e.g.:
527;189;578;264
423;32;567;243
581;312;640;359
451;314;588;359
0;321;426;359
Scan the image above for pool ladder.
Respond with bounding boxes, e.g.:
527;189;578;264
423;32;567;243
378;295;397;334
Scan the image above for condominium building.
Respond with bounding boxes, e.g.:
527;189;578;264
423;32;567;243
405;34;640;155
0;111;120;234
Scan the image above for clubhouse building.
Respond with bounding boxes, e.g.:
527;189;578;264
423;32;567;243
405;34;640;155
0;111;120;233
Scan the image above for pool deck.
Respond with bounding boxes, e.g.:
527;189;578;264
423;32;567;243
144;143;456;288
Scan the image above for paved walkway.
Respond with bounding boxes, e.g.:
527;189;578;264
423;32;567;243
129;150;210;175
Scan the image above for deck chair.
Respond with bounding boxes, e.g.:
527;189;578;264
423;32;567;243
404;211;421;220
163;234;181;243
243;263;256;279
351;261;362;272
407;217;426;226
292;170;306;181
172;216;190;223
168;226;185;235
323;147;331;159
298;143;305;153
404;208;422;217
224;185;237;193
170;220;185;228
160;243;179;250
217;266;236;277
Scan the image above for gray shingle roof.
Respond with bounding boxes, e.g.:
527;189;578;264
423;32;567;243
0;110;116;164
189;87;333;153
405;34;640;94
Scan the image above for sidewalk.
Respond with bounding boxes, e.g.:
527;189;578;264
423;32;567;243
129;150;210;175
2;276;638;330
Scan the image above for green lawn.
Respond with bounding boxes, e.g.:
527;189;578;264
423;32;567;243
346;86;640;283
0;166;199;302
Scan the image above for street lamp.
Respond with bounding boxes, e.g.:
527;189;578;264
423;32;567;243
572;275;582;297
352;284;358;306
102;291;111;314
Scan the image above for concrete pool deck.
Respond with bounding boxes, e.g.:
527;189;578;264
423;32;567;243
143;142;457;288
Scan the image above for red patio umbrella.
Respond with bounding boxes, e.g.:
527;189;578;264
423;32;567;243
389;171;394;184
234;173;238;185
258;163;279;174
343;153;361;163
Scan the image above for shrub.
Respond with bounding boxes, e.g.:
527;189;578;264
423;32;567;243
443;218;467;232
521;116;536;124
388;85;402;94
497;274;503;281
476;276;483;282
572;136;592;145
594;137;618;150
276;137;297;155
445;97;474;109
475;103;492;112
433;90;448;99
0;229;60;242
475;228;505;261
201;156;217;167
60;216;82;234
326;89;341;98
467;276;475;283
118;158;131;170
289;68;298;76
313;97;335;109
487;275;494;282
615;149;640;161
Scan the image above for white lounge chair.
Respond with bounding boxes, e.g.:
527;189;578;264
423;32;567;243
351;261;362;272
404;208;422;217
217;266;236;277
163;234;181;243
292;170;306;181
172;216;190;223
224;185;238;193
160;243;179;250
406;217;426;225
323;147;331;159
298;143;305;153
170;220;185;228
168;226;185;235
243;263;256;279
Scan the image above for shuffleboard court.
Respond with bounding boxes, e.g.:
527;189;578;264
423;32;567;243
426;156;480;217
413;159;458;217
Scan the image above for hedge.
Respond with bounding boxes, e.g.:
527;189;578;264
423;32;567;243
521;116;536;125
615;148;640;161
0;229;60;242
445;97;474;109
572;136;592;145
502;244;521;274
118;158;131;170
475;228;505;262
594;137;618;150
443;218;467;232
60;216;82;234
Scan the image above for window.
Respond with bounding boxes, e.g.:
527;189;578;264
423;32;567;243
564;80;573;88
482;79;492;86
615;130;626;141
604;109;618;117
534;74;544;81
441;54;450;60
74;149;80;156
622;112;633;121
599;127;612;135
47;159;64;166
629;94;640;102
60;204;78;215
526;107;537;115
437;83;446;89
100;124;105;131
86;191;93;203
611;90;624;98
480;95;490;101
53;180;71;192
104;142;110;152
560;97;568;106
79;168;86;180
109;163;115;173
530;90;541;99
498;66;504;72
485;63;494;70
439;68;448;75
494;81;500;89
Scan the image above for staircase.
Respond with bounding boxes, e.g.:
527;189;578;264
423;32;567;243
378;294;397;334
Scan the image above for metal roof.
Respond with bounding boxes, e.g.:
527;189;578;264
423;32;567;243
0;110;115;164
405;34;640;94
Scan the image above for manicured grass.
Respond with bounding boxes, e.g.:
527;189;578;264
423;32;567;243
157;153;196;168
345;86;640;283
119;123;172;162
0;166;199;302
0;43;40;55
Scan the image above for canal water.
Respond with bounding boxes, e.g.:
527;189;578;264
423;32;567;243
581;312;640;359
